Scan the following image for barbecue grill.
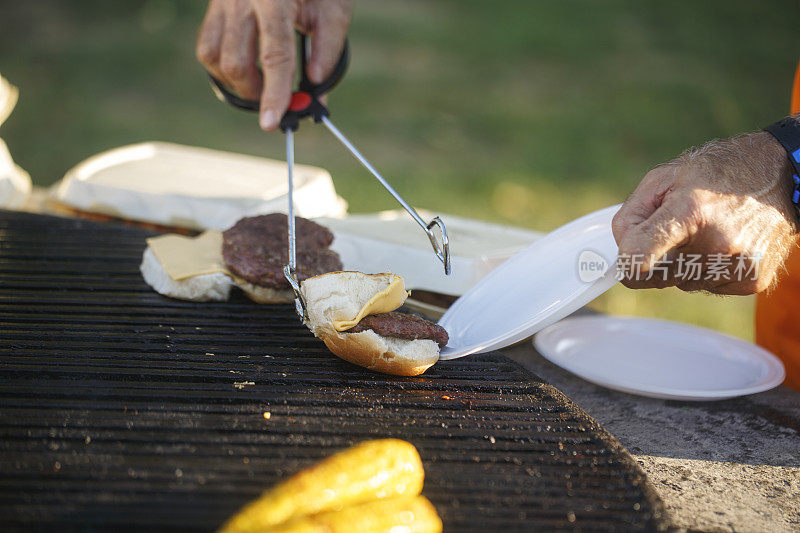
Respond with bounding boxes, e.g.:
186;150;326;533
0;210;665;531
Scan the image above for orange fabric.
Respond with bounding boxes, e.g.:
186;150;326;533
755;59;800;391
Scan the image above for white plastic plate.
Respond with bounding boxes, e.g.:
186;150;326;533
534;315;786;400
438;205;620;359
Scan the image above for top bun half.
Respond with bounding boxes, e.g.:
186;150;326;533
300;271;408;335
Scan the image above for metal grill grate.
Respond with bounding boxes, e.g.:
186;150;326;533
0;210;664;531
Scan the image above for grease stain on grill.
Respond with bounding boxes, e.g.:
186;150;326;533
0;211;665;532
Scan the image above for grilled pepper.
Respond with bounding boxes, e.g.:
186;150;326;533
219;439;425;533
265;495;442;533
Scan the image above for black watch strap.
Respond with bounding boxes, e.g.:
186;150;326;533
764;116;800;221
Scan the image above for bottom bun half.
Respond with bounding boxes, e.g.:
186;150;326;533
232;278;294;304
318;327;439;377
140;247;232;302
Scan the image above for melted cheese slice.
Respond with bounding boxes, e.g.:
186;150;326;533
146;230;230;281
332;274;409;331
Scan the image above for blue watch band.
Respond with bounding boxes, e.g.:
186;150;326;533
765;117;800;222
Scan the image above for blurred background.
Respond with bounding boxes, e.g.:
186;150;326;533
1;0;798;340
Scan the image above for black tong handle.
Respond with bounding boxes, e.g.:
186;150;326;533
207;32;349;132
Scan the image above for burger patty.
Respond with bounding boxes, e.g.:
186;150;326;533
222;214;342;288
348;312;449;347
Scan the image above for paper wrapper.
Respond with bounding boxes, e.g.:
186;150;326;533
0;139;31;210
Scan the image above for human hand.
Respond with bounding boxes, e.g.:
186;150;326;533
612;128;799;294
196;0;352;131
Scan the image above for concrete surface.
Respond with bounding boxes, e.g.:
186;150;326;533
501;340;800;532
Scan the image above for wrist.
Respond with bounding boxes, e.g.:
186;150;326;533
757;129;795;180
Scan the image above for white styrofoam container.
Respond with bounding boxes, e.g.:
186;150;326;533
51;142;348;230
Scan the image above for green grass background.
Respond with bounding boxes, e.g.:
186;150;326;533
2;0;798;339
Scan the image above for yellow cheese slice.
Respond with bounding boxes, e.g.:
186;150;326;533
146;230;230;281
332;274;409;331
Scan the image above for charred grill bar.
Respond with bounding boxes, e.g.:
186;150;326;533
0;210;664;531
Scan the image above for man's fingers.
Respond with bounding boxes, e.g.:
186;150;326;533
252;0;297;131
617;194;698;287
219;0;261;101
612;165;676;247
306;1;350;83
623;201;693;260
196;0;226;84
612;165;689;288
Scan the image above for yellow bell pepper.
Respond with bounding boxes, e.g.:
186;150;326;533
265;495;442;533
219;439;426;533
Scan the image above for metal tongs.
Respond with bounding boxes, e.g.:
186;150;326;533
209;33;451;320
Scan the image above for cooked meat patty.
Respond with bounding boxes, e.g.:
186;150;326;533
222;214;342;288
348;312;449;347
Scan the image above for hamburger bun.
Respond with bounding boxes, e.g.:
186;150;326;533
300;271;440;376
140;246;232;302
140;214;341;304
231;277;294;304
141;245;294;303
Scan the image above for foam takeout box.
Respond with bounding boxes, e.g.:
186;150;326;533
50;142;348;230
